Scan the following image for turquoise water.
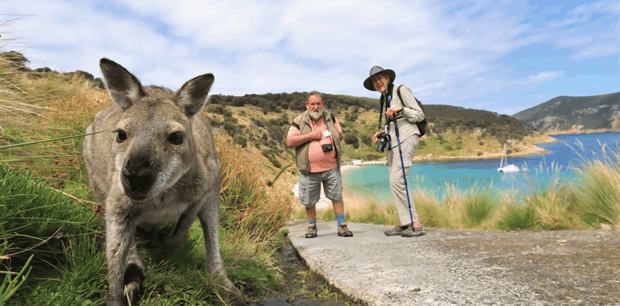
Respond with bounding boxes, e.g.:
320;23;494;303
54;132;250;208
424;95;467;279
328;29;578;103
342;132;620;202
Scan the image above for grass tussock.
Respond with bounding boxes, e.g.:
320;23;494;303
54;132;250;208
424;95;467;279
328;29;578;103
574;146;620;230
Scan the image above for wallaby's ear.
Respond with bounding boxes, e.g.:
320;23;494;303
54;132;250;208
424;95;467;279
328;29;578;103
100;58;145;110
174;73;214;117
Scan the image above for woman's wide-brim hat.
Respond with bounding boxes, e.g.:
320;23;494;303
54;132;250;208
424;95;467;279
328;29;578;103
363;66;396;91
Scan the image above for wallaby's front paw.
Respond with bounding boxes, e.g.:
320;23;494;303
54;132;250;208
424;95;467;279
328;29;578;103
124;281;141;305
123;264;144;305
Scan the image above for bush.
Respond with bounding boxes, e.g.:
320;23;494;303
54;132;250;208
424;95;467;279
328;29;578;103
233;135;247;148
361;134;373;147
268;156;282;168
223;121;236;136
205;104;225;114
344;134;359;149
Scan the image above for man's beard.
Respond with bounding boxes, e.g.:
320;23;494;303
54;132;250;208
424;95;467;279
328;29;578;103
309;108;324;120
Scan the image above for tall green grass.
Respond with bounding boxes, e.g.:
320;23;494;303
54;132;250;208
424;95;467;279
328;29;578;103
0;164;106;305
573;143;620;229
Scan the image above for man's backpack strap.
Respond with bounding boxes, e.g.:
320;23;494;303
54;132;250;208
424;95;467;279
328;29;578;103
396;85;428;137
323;112;336;123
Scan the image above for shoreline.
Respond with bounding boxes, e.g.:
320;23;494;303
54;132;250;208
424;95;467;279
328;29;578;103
341;145;553;165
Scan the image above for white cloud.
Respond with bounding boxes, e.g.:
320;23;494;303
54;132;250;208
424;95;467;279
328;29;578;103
3;0;618;116
527;71;565;83
570;45;618;61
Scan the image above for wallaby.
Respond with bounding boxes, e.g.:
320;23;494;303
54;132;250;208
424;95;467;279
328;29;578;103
83;58;245;306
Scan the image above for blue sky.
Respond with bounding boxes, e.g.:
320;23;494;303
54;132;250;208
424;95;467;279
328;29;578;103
3;0;619;115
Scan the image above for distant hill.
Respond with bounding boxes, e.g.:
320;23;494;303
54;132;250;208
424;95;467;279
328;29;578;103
2;50;544;165
512;92;620;133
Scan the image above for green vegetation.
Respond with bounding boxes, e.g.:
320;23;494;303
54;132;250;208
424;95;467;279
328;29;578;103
297;151;619;231
1;49;618;306
202;86;545;164
0;55;294;305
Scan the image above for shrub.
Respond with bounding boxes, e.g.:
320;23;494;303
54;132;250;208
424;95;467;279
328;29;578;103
223;121;236;136
205;104;224;114
344;134;359;149
361;134;373;147
233;135;247;148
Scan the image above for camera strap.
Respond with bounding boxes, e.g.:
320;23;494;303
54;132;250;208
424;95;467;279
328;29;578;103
378;83;394;130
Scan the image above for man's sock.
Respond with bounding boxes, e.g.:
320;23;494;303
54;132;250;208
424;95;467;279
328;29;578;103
308;219;317;227
336;214;345;227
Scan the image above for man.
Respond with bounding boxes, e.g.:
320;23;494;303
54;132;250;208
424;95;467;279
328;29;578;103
364;66;426;237
287;91;352;238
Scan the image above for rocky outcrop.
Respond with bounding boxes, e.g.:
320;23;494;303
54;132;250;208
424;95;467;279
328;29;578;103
1;51;104;89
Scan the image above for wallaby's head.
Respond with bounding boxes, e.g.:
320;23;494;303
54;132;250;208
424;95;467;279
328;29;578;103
100;58;214;202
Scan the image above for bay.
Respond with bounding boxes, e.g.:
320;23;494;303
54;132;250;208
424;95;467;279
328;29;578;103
341;132;620;202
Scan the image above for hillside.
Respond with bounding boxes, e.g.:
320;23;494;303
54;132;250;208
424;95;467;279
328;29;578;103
512;92;620;133
1;50;553;171
205;95;550;165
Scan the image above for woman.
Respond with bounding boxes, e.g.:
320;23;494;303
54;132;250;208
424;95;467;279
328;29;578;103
363;66;426;237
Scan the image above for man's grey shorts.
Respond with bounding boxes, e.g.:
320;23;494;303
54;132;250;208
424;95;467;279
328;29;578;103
298;167;343;208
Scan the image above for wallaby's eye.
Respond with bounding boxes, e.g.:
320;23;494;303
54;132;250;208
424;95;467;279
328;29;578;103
168;132;184;145
115;129;127;143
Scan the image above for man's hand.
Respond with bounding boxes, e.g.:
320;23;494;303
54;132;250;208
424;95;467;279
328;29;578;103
385;106;403;119
373;131;381;143
310;129;322;141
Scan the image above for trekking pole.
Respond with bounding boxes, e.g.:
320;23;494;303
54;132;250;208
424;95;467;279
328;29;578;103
391;119;415;225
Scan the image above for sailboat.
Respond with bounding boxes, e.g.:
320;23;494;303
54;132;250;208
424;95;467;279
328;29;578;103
497;143;519;172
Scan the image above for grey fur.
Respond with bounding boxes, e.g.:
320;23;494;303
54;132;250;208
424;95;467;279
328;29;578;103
83;58;245;306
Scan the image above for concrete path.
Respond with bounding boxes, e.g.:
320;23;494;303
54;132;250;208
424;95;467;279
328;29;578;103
283;220;619;306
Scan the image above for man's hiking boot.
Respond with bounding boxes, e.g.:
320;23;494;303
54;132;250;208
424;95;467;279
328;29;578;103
337;223;353;237
305;224;317;238
401;225;426;237
384;224;409;236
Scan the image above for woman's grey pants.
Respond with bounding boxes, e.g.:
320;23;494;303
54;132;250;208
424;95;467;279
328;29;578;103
386;135;420;226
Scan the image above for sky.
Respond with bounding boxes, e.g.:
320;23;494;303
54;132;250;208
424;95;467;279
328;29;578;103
2;0;620;115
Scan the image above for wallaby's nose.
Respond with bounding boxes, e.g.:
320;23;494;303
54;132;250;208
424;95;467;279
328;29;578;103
122;157;156;200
